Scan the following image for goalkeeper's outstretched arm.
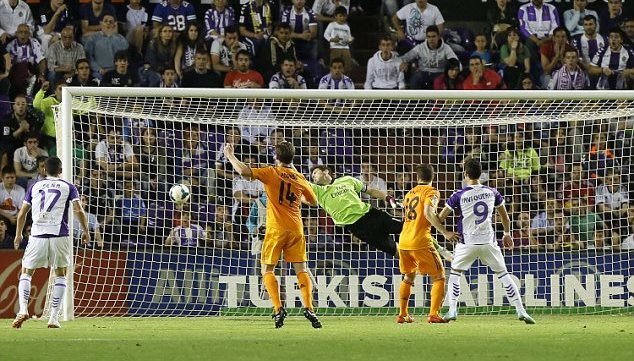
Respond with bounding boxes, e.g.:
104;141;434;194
365;187;400;209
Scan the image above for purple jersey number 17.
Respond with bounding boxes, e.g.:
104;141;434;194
38;189;62;212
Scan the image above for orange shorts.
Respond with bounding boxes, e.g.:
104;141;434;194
260;228;307;265
399;247;445;278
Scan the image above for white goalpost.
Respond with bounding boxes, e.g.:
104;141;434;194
48;88;634;320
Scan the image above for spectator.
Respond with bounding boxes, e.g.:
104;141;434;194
151;0;196;35
0;0;34;43
66;58;100;86
400;25;457;89
486;0;518;49
239;0;273;55
259;22;297;82
300;143;326;176
621;208;634;250
12;133;47;188
125;0;148;54
176;123;210;186
563;0;599;37
595;170;630;241
548;47;588;90
463;55;505;90
551;212;579;251
513;211;536;248
47;26;86;84
433;57;463;90
36;0;73;54
313;0;350;22
210;203;238;249
589;27;634;90
135;127;168;201
388;170;412;201
114;180;147;244
245;192;266;255
79;0;118;40
571;14;606;87
0;94;44;160
80;168;115;228
0;166;25;226
323;6;354;74
181;49;222;88
94;126;138;178
471;34;492;64
102;50;139;87
84;14;129;79
357;159;387;208
210;25;247;77
519;73;537;89
282;0;318;62
0;215;13;248
499;27;531;89
499;130;540;183
392;0;444;52
599;0;625;36
517;0;560;62
160;66;178;88
237;101;275;147
33;80;64;155
540;26;574;88
231;154;264;223
165;212;206;247
587;131;617;179
211;126;256;200
145;23;176;74
73;195;104;248
364;35;404;90
318;57;353;89
25;155;46;190
530;197;557;246
560;163;595;208
204;0;235;42
224;49;264;88
623;18;634;47
6;24;46;97
569;197;604;249
269;57;307;89
174;22;205;79
0;41;9;94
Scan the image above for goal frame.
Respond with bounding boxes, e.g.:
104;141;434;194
57;88;634;320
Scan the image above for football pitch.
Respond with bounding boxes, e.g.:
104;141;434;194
1;315;633;361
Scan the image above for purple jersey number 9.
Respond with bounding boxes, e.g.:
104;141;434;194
473;201;489;225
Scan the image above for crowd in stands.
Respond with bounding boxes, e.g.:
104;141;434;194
0;0;632;252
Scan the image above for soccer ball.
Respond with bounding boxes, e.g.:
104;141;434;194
169;184;191;204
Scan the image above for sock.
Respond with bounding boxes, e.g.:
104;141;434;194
297;271;314;310
498;272;526;314
429;278;446;316
263;272;282;312
49;276;67;322
398;280;413;316
448;271;461;313
18;274;32;315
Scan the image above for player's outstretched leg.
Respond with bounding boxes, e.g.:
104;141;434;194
428;274;449;324
263;271;284;328
443;270;462;321
497;271;535;324
12;273;32;328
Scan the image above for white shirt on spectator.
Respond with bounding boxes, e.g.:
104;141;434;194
364;50;405;89
210;38;247;67
232;176;264;221
396;3;444;42
95;140;135;164
0;182;25;217
126;5;148;29
13;146;48;174
595;184;629;210
401;39;458;73
324;21;352;49
0;0;34;37
563;8;599;37
312;0;350;17
238;105;277;145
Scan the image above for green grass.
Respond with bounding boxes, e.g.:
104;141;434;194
1;315;633;361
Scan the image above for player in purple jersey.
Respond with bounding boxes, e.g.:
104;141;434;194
438;158;535;324
11;157;90;329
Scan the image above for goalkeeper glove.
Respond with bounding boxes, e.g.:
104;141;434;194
385;195;403;209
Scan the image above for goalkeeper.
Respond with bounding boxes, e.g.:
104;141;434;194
310;165;452;260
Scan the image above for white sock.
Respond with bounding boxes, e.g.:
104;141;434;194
18;274;32;315
448;271;461;313
498;272;526;314
49;276;67;322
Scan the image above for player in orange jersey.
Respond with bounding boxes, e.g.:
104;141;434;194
224;141;322;329
397;164;458;324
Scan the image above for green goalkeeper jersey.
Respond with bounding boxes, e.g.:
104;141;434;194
310;176;371;225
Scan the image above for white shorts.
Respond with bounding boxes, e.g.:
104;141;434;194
451;243;508;274
22;236;72;270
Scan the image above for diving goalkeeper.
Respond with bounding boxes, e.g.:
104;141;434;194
310;165;452;260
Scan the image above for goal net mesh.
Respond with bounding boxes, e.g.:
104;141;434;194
48;90;634;317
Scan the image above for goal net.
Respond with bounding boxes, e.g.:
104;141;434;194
49;88;634;319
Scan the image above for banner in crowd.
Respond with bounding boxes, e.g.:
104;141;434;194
127;250;634;316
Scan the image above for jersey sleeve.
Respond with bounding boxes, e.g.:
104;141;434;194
302;179;317;205
151;4;165;23
493;188;505;207
424;189;440;207
445;191;460;211
24;185;33;205
347;176;366;193
69;184;80;202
